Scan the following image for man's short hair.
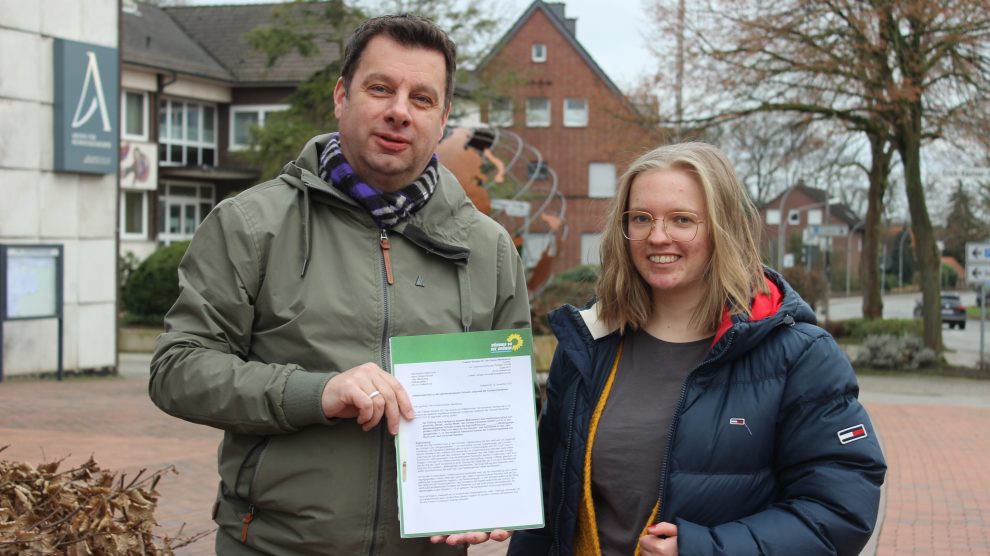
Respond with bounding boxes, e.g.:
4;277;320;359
341;14;457;107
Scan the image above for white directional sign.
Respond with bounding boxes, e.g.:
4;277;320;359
966;243;990;286
807;224;849;237
967;242;990;263
491;199;531;218
943;167;990;181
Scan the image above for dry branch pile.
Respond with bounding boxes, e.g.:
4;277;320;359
0;446;209;555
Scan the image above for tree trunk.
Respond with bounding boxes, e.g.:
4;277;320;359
861;133;890;319
897;107;943;352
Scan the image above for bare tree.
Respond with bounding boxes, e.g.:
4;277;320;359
648;0;990;350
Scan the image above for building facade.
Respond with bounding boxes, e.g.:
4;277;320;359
477;1;662;272
760;182;865;292
1;0;119;377
119;1;335;260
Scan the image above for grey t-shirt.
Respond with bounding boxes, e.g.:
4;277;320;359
591;329;711;555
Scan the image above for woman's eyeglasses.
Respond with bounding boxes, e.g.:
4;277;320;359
620;210;705;242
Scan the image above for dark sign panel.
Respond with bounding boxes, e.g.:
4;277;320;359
53;39;118;174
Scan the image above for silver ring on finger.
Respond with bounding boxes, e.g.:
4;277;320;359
368;390;382;400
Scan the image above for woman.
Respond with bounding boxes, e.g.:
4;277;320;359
507;143;886;556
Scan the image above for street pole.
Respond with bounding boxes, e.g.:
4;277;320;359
823;186;831;323
981;284;986;371
898;229;910;289
846;220;865;297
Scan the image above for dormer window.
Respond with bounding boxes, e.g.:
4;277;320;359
531;43;547;63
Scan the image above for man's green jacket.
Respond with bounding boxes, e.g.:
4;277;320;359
150;134;532;555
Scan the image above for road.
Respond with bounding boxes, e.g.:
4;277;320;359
822;290;989;365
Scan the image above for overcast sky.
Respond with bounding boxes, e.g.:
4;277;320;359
182;0;655;91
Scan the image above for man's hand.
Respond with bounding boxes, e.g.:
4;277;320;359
640;522;678;555
430;530;512;545
321;363;414;434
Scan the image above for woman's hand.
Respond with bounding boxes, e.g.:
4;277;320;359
430;530;512;545
639;522;678;555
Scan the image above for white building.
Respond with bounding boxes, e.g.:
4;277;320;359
0;0;119;378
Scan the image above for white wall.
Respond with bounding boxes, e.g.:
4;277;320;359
0;0;119;377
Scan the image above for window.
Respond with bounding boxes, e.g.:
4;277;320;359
588;162;616;198
765;209;781;225
581;233;602;265
122;90;148;141
488;98;513;127
563;98;588;127
120;190;148;239
158;99;217;166
807;209;823;225
522;233;554;269
528;160;549;180
531;43;547;63
157;182;215;244
788;209;800;224
230;104;289;150
526;97;550;128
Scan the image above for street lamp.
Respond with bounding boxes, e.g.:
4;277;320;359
845;220;866;296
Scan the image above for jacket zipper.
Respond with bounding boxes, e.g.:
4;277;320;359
380;229;394;285
241;504;255;542
369;229;394;556
550;387;580;556
651;315;793;524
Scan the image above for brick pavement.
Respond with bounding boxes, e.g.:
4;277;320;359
2;367;988;555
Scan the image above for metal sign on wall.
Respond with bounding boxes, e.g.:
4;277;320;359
53;38;118;174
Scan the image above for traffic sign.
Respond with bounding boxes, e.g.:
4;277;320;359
807;224;849;237
943;167;990;181
491;199;531;218
968;263;990;282
967;242;990;263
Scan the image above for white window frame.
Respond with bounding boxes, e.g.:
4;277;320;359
581;233;602;265
807;209;823;225
765;209;781;225
229;104;290;150
488;98;513;127
588;162;616;198
120;190;148;240
526;97;551;128
157;181;216;244
531;43;547;63
563;98;588;128
121;90;149;141
158;98;218;167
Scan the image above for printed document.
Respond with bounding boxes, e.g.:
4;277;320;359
390;329;544;537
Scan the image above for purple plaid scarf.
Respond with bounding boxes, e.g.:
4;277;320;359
318;133;439;229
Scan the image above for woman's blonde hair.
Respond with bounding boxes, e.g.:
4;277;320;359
596;142;768;332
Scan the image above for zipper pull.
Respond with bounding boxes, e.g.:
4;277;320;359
380;229;394;285
241;504;255;543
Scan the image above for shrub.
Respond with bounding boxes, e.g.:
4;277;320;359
855;334;937;370
781;267;827;310
530;265;600;334
122;242;189;325
829;318;923;341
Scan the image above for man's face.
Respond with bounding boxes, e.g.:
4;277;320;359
333;35;451;192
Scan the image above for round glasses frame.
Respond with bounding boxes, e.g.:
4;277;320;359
620;210;706;242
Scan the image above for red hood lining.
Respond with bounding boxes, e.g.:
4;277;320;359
711;276;783;347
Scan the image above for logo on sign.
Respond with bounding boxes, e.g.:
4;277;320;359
71;51;112;132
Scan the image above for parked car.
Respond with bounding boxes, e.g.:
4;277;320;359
914;294;966;329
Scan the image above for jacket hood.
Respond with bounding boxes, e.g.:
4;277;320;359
275;133;480;276
549;267;817;367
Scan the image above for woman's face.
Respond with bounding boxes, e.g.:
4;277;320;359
626;168;713;302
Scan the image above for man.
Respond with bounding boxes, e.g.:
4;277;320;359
150;14;530;555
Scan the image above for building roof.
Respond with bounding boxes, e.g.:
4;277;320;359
122;2;339;86
765;182;862;228
123;2;232;81
477;1;629;104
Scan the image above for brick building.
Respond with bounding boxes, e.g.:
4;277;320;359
476;1;662;272
761;182;865;292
